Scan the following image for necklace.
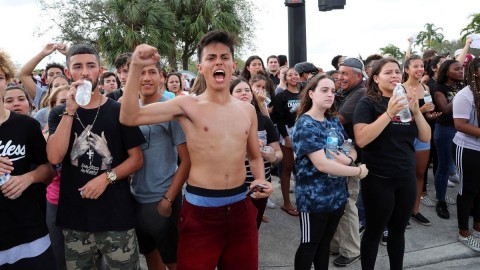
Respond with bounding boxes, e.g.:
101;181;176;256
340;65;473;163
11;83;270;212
75;97;103;166
75;96;102;137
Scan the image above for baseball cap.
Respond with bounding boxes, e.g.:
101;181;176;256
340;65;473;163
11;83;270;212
294;62;318;75
341;57;368;78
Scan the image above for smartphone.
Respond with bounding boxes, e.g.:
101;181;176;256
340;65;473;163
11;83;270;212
246;183;268;197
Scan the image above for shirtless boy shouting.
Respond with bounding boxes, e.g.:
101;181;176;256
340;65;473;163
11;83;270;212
120;31;273;269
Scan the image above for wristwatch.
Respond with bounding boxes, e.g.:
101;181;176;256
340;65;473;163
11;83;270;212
106;169;117;184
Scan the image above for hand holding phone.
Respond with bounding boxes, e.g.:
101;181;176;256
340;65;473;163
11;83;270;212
246;183;268;197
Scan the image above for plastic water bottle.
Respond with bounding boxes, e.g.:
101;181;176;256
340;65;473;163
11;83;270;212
0;173;11;186
341;139;353;155
325;128;339;178
423;91;433;104
393;83;412;122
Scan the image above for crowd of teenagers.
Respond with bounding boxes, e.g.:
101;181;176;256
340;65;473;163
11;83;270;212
1;30;480;270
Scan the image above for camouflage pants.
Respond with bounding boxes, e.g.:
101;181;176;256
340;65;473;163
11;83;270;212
63;228;139;270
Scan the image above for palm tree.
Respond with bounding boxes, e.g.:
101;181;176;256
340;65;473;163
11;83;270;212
415;23;445;50
461;13;480;39
165;0;255;70
379;44;404;60
97;0;174;65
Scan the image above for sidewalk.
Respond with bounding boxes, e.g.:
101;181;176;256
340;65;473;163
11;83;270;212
258;169;480;269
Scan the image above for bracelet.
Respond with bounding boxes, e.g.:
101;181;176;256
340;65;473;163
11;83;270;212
357;166;363;177
347;156;354;166
163;195;173;205
385;111;393;120
62;110;75;117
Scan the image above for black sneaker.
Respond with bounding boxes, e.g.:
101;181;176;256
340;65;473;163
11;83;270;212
380;231;388;246
333;255;361;267
411;212;431;226
436;201;450;219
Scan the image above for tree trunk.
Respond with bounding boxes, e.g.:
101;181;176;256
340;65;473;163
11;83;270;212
167;47;178;71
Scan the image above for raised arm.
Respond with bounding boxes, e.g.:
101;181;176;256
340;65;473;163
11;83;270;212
120;44;185;126
19;43;66;99
455;37;473;63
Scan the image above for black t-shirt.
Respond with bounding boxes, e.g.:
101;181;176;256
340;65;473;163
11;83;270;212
353;96;417;178
272;89;301;138
0;112;49;251
245;113;279;184
433;84;458;126
337;82;366;160
48;99;145;232
106;88;123;101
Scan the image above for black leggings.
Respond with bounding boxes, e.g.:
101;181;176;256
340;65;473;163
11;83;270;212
360;173;416;270
453;143;480;230
294;205;345;270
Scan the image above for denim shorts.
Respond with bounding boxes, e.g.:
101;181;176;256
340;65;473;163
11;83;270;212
414;138;430;151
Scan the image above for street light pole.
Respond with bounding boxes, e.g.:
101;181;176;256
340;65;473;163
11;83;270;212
287;4;307;68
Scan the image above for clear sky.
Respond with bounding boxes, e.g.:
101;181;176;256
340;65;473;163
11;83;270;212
1;0;478;71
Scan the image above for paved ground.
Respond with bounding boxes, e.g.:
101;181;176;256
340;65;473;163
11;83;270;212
258;169;480;269
138;168;480;269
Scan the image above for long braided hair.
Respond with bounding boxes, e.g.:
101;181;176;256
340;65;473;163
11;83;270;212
464;58;480;126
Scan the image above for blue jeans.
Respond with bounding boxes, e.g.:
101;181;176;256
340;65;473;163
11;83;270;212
433;124;456;202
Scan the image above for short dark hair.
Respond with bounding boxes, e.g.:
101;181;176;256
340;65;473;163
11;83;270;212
365;54;383;67
66;44;100;68
277;55;287;67
331;55;343;70
267;55;278;63
100;72;117;85
197;31;235;62
45;62;66;76
114;52;132;70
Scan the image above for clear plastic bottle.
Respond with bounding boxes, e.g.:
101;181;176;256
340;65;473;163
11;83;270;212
423;90;433;104
341;139;353;155
393;83;412;122
325;128;339;178
0;173;11;186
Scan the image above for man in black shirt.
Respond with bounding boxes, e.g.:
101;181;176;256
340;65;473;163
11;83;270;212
47;44;144;269
331;57;367;267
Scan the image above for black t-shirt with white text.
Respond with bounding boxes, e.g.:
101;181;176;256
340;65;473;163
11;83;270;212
49;99;145;232
353;96;417;178
0;112;49;251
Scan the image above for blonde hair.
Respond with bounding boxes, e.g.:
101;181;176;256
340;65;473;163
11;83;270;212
0;50;16;82
49;85;70;108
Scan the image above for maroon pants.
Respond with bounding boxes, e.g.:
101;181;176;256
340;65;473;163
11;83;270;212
177;198;258;270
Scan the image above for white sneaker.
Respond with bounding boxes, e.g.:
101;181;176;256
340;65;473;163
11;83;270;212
266;198;276;209
471;229;480;238
421;195;436;207
458;233;480;252
449;173;460;183
447;180;456;187
445;195;456;205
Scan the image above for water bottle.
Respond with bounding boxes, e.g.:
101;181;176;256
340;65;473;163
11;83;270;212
393;83;412;122
423;91;433;104
340;139;353;155
325;128;339;178
0;173;11;186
